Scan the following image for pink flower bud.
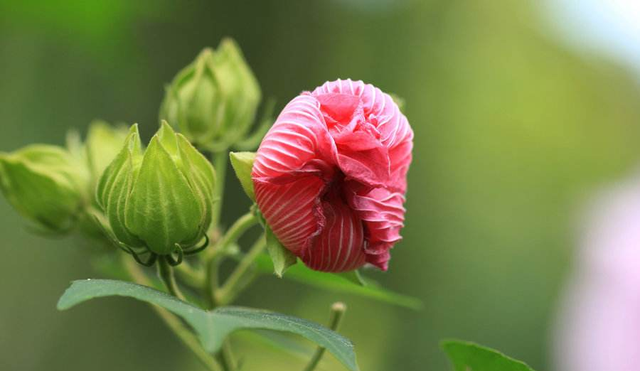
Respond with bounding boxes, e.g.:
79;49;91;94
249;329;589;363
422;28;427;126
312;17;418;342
252;79;413;272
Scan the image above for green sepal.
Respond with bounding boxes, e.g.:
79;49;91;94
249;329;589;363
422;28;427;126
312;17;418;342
229;151;256;201
156;120;180;157
253;205;297;277
265;225;297;278
125;133;202;255
176;131;216;238
97;124;215;259
160;48;223;145
96;125;144;248
211;38;262;146
157;120;216;240
159;39;261;150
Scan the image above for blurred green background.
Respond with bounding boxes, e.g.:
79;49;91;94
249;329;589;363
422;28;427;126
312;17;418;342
1;1;639;370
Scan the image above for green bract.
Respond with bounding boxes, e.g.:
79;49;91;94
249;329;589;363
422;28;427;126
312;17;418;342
0;145;90;233
97;122;215;258
159;38;261;151
229;151;256;201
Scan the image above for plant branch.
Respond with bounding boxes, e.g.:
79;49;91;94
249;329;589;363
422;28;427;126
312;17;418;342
303;303;347;371
211;151;228;232
203;212;259;309
218;341;237;371
220;212;259;251
215;235;266;306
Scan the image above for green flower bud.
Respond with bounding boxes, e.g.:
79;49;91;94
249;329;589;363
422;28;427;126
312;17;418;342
0;145;90;233
97;122;215;258
159;38;261;151
85;120;129;181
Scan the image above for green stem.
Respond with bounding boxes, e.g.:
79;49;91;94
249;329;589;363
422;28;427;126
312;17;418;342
175;260;206;288
203;257;219;309
211;151;228;232
218;212;259;254
122;257;222;371
215;236;266;306
303;303;347;371
219;341;237;371
157;255;186;301
203;212;259;308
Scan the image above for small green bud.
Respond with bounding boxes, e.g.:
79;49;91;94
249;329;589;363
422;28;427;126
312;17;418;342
160;38;261;151
85;120;129;181
0;145;90;233
98;123;215;257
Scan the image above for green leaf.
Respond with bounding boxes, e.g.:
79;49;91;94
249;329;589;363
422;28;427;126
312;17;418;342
441;340;536;371
236;330;314;361
229;151;256;201
253;254;423;310
265;226;297;277
58;279;358;371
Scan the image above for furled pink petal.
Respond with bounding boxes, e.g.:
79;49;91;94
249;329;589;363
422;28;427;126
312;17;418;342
254;175;326;254
312;79;412;192
301;195;366;272
314;93;390;187
253;79;413;272
346;184;406;270
253;95;336;180
311;79;413;151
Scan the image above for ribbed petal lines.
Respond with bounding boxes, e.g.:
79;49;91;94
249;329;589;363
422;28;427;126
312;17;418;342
303;200;366;272
253;79;412;272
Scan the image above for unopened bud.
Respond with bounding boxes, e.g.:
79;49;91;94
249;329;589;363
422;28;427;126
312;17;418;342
0;145;89;233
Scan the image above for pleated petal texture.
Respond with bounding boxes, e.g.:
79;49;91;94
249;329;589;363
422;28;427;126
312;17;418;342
253;79;413;272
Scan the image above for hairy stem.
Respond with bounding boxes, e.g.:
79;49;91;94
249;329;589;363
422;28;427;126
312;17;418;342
303;303;348;371
122;256;222;371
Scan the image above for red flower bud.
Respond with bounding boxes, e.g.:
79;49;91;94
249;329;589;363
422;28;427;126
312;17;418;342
252;79;413;272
